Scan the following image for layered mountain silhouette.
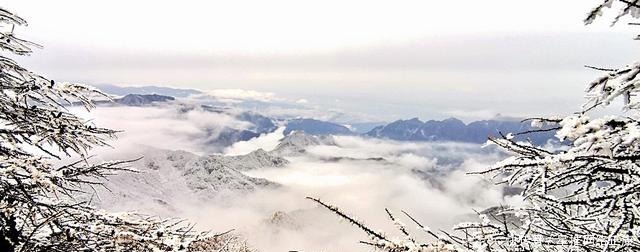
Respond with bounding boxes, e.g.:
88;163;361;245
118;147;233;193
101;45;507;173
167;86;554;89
114;94;175;106
77;93;176;107
93;85;559;145
284;118;353;136
95;84;201;97
366;117;556;145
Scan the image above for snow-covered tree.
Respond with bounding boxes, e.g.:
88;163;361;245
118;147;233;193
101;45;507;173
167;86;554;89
0;7;209;251
307;197;458;252
309;1;640;251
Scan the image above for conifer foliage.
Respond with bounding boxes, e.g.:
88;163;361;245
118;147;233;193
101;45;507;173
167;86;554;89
310;1;640;251
0;7;206;251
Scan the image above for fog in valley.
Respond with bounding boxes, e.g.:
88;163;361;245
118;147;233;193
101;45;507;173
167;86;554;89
72;98;523;251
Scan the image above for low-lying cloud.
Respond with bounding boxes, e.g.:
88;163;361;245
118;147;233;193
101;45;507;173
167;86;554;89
71;104;518;252
224;127;285;156
72;104;251;155
234;138;512;251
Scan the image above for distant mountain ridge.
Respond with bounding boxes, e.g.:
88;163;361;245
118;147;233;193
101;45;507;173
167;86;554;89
74;94;176;107
114;94;175;106
283;118;353;136
91;87;559;145
366;117;556;145
95;84;202;97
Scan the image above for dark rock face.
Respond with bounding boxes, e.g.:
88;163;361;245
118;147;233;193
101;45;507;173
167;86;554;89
209;128;260;148
366;118;556;145
284;118;353;136
236;111;277;134
114;94;176;106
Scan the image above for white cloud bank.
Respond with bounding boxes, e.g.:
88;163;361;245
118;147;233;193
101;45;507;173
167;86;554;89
224;127;286;156
68;104;518;252
234;138;514;252
205;89;278;102
72;105;251;155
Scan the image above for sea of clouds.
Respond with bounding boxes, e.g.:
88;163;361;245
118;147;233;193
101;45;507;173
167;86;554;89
68;104;522;252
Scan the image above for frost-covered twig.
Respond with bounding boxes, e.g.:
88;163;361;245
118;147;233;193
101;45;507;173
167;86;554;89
0;7;209;251
307;197;458;252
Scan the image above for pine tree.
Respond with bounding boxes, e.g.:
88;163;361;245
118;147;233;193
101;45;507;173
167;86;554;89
310;1;640;251
0;7;206;251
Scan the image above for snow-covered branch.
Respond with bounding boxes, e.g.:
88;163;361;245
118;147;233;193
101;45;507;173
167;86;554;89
0;7;210;251
310;1;640;251
307;197;458;252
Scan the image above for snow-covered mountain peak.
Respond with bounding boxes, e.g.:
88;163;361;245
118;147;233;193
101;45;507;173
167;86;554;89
271;131;335;156
88;146;285;215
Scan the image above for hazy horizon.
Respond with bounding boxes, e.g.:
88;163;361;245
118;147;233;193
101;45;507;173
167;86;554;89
6;0;640;121
6;2;640;252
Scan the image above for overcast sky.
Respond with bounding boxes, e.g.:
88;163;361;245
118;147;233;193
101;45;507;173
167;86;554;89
5;0;640;121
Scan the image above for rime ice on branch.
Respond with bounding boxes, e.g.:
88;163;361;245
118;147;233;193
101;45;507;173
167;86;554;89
0;7;210;251
309;1;640;251
306;197;457;252
439;1;640;250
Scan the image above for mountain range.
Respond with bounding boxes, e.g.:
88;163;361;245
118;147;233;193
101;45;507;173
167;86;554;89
93;86;559;146
95;84;202;97
113;94;175;106
366;117;556;145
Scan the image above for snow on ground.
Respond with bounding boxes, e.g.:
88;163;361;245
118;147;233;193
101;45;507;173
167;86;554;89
90;132;517;252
